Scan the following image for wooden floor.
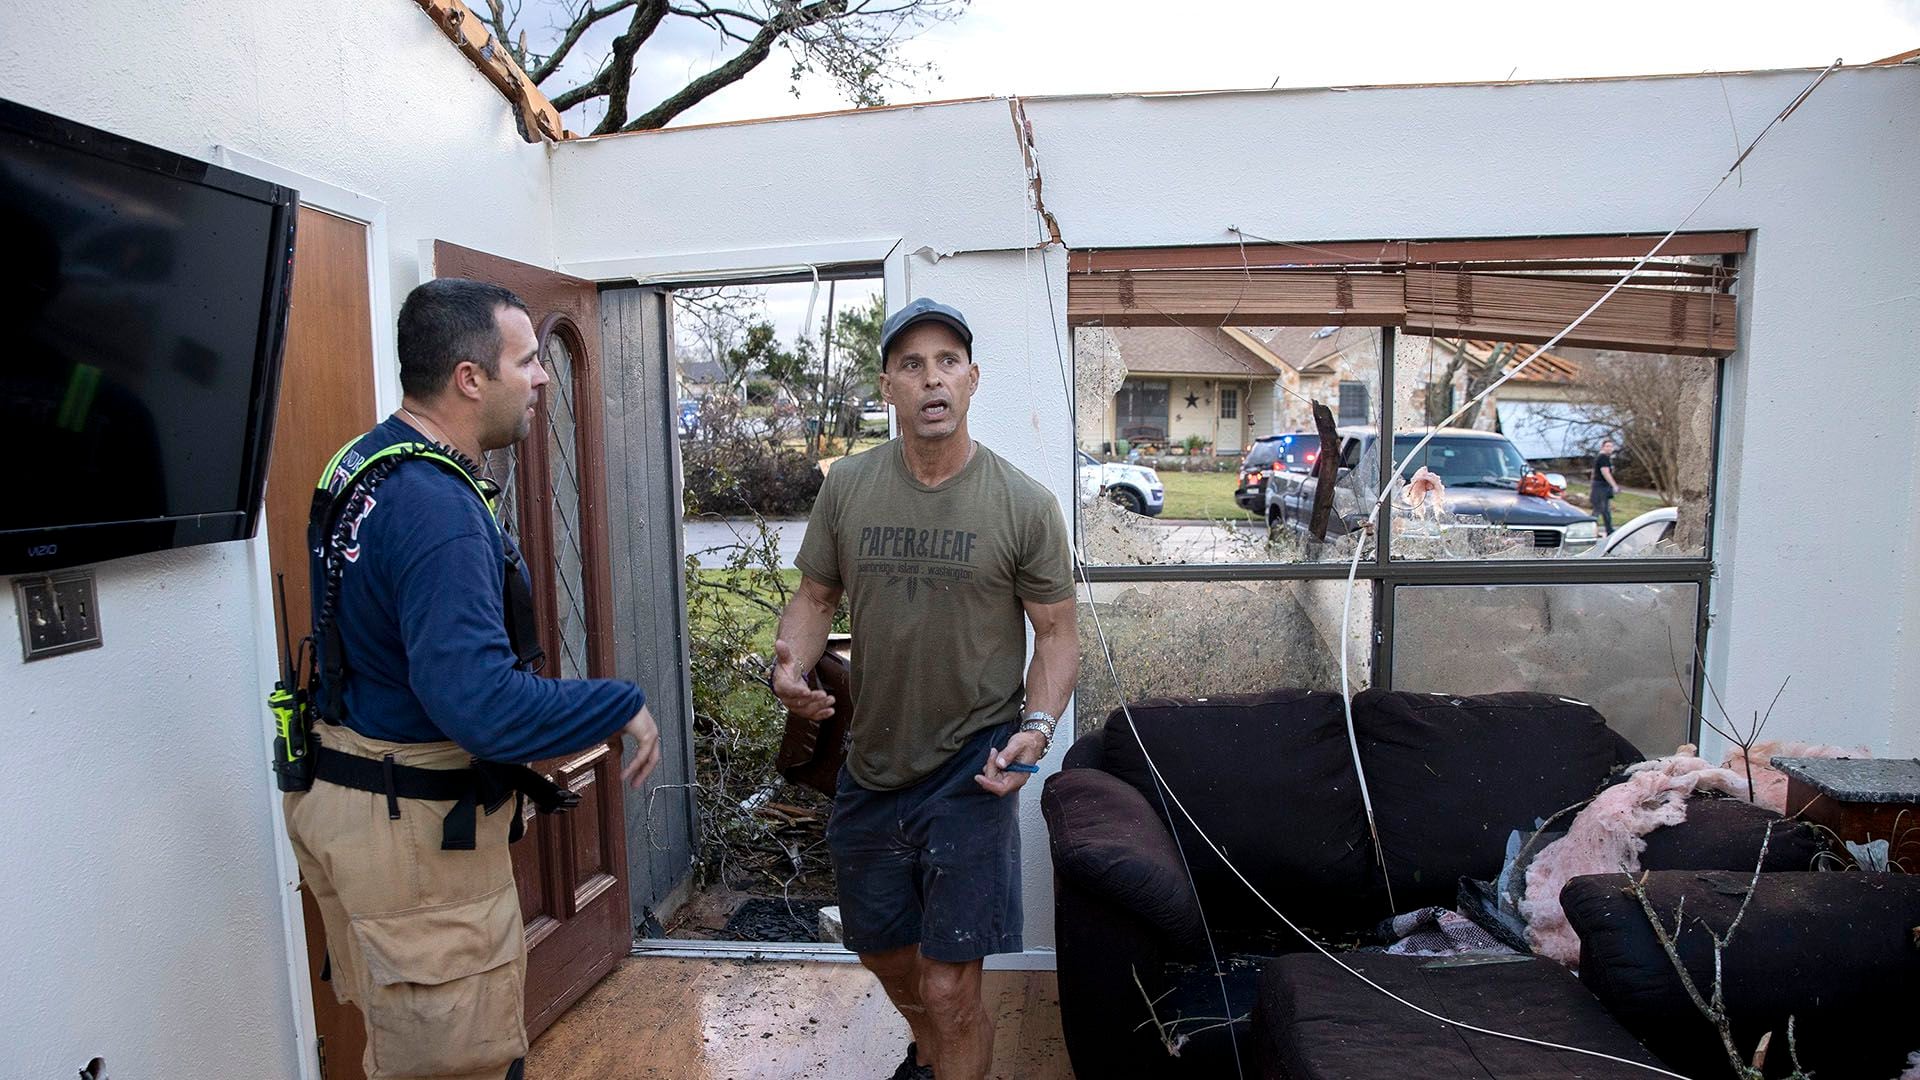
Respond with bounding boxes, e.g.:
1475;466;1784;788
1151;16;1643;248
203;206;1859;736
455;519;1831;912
527;956;1074;1079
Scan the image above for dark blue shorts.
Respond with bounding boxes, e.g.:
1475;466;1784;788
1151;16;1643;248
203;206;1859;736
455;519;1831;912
826;721;1023;963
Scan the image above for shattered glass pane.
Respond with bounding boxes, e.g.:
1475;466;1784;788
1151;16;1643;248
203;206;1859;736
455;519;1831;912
1391;582;1700;755
1390;333;1716;560
1073;579;1374;736
1074;324;1383;565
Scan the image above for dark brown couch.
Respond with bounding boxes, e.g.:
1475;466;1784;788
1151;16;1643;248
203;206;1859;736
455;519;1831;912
1040;688;1905;1079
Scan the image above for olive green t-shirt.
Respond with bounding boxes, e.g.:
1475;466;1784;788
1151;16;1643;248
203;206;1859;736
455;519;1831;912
796;440;1075;790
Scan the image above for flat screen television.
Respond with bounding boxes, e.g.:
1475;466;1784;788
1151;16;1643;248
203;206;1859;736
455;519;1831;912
0;97;297;576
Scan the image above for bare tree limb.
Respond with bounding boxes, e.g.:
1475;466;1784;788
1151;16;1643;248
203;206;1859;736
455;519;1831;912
528;0;643;85
488;0;965;134
625;0;849;130
591;0;674;133
484;0;519;61
1620;822;1803;1080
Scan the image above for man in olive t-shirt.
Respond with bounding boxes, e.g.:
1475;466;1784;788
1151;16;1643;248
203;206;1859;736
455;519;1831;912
771;298;1078;1080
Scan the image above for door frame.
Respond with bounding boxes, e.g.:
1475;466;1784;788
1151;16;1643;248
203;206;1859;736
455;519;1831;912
222;148;397;1080
599;240;1066;968
579;241;900;953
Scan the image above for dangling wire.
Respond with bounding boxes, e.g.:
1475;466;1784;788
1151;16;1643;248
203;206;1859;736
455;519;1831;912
1329;56;1844;917
1013;97;1248;1079
1014;58;1840;1075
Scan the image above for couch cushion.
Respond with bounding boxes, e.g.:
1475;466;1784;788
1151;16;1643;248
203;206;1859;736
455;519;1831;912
1564;870;1920;1080
1638;794;1827;873
1257;951;1663;1079
1096;690;1378;931
1043;768;1207;951
1354;690;1642;910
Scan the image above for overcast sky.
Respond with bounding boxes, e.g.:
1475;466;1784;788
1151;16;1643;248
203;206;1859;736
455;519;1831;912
552;0;1919;134
585;0;1916;346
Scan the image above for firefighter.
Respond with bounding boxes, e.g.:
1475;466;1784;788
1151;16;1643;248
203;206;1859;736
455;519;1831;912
283;277;661;1080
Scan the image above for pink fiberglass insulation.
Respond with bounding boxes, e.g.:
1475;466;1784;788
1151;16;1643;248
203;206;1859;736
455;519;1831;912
1521;751;1749;965
1720;738;1871;814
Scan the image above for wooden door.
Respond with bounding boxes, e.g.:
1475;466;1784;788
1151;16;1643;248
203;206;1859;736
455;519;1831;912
264;206;379;1080
429;240;632;1040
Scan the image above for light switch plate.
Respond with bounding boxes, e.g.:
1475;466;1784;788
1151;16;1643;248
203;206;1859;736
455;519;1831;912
15;571;103;661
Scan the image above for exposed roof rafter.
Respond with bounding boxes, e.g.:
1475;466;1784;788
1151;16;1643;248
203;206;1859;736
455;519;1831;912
414;0;575;143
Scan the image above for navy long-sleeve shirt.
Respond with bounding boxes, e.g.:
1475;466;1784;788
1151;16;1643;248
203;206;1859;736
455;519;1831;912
315;417;642;762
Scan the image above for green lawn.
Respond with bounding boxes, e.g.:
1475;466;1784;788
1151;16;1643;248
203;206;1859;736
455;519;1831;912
1563;482;1665;525
692;567;799;657
1150;469;1667;526
1155;469;1255;521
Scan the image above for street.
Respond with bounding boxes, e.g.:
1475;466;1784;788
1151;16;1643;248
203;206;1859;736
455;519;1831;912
682;515;1279;569
682;516;808;569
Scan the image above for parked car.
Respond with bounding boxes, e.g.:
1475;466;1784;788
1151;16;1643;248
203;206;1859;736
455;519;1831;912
1588;505;1679;557
1265;427;1599;552
1077;449;1165;517
1235;432;1320;511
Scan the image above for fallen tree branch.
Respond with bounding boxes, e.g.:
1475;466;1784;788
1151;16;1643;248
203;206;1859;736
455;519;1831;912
1621;821;1807;1080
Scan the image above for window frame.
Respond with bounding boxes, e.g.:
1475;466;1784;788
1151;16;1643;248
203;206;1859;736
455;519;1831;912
1073;325;1723;744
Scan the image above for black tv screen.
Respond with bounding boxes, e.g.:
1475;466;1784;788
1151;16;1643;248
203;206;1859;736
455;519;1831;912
0;98;296;574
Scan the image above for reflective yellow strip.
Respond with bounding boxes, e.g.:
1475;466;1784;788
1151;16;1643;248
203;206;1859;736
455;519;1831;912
324;442;501;534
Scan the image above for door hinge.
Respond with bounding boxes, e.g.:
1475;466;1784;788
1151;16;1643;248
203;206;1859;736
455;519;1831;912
316;1035;329;1080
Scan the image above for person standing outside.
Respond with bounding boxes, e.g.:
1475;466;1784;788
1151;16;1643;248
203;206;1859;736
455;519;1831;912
285;278;661;1080
770;298;1078;1080
1591;437;1620;535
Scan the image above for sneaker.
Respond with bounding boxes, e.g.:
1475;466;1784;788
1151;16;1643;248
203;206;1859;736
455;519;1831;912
889;1042;935;1079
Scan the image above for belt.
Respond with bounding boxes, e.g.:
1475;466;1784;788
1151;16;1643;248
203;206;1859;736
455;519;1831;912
311;743;581;850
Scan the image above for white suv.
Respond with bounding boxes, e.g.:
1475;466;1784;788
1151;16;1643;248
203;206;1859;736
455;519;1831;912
1078;450;1166;517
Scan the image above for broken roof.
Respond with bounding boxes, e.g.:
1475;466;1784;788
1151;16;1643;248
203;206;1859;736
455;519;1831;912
1443;338;1581;383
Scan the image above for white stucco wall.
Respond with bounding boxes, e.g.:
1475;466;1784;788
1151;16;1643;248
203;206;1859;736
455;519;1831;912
551;65;1920;958
1020;71;1920;756
0;3;557;1076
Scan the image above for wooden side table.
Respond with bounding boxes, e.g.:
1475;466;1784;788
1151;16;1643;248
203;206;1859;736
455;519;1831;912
1773;756;1920;869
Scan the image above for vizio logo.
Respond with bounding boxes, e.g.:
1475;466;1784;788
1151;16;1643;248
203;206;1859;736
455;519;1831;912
28;544;58;559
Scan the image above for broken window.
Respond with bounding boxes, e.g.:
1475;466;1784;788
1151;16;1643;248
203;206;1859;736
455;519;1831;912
1390;582;1701;756
1075;579;1373;737
1389;333;1717;561
1072;323;1381;567
1067;236;1732;747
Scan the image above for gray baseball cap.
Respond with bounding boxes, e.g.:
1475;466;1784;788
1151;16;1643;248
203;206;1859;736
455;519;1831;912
879;297;973;369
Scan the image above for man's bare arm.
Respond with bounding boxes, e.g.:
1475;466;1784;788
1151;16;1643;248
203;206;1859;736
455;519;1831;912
976;596;1079;796
771;575;844;720
1020;596;1079;721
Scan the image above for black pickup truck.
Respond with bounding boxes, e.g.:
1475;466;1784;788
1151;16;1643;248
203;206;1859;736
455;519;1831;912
1264;427;1599;552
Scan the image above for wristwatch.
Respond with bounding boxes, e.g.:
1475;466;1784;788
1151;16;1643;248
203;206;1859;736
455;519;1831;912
1019;709;1059;745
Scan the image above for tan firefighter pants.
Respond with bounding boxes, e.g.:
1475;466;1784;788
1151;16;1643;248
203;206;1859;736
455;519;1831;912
285;725;527;1080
